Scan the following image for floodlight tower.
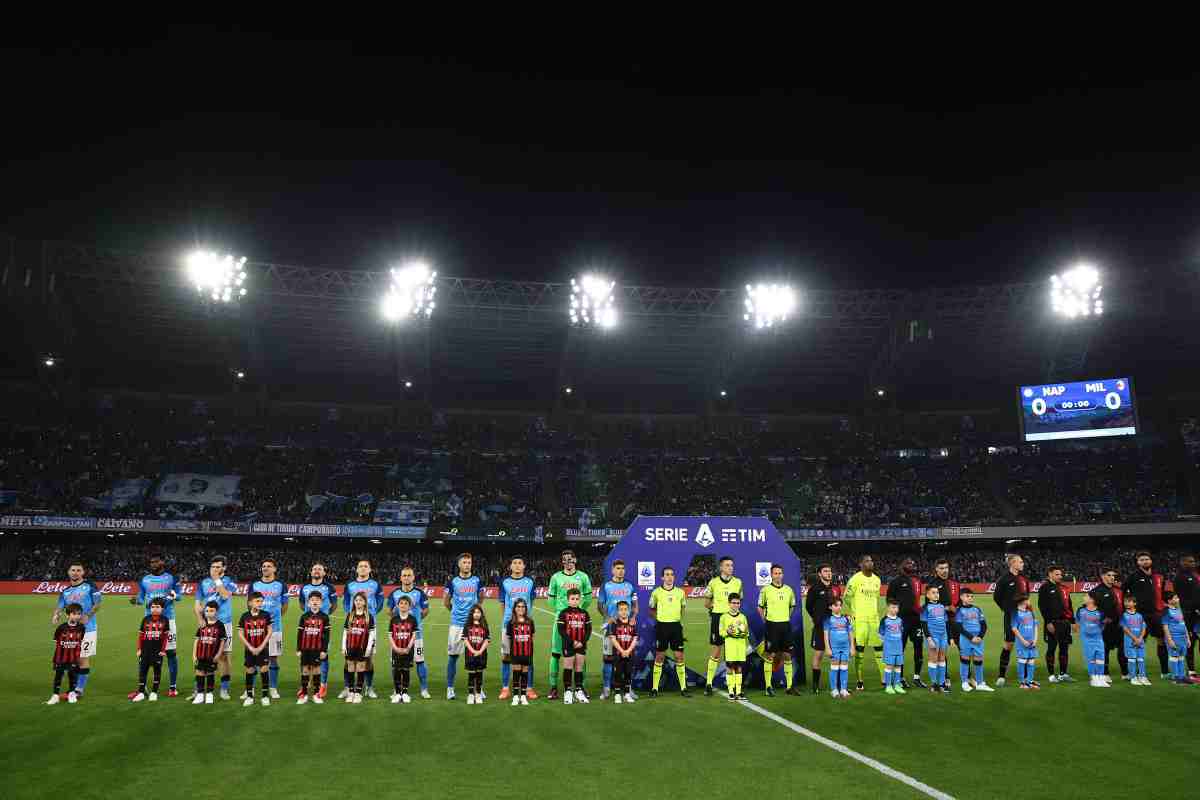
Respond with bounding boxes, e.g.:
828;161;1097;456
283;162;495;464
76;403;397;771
709;282;798;416
1044;262;1103;381
381;260;437;417
557;273;619;411
184;249;259;405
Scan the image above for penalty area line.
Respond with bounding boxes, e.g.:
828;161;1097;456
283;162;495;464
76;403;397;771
737;700;956;800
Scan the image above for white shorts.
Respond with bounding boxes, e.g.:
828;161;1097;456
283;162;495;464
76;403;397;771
268;630;284;658
81;631;98;659
447;624;465;656
601;633;613;657
414;637;425;664
165;619;178;652
501;631;511;658
222;623;234;654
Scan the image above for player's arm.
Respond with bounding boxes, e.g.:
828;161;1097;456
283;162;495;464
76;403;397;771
823;621;832;654
419;590;430;621
237;618;251;650
137;618;146;656
443;579;453;611
344;587;353;614
1010;621;1026;648
52;591;66;624
649;589;658;621
296;616;305;653
583;614;592;641
919;607;930;636
1162;620;1175;650
83;583;100;626
340;618;349;655
131;578;144;606
280;586;290;617
704;579;714;611
580;573;593;611
193;634;200;662
757;592;767;621
976;615;987;641
630;590;639;622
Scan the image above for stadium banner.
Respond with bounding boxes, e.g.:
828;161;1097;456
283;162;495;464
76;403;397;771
941;525;984;537
430;524;543;542
155;473;242;507
563;527;623;540
0;515;98;529
81;478;153;512
606;515;805;691
249;522;426;539
373;499;432;525
782;526;939;540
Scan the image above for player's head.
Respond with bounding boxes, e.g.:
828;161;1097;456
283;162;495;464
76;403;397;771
615;599;629;619
1181;554;1196;571
396;595;412;613
400;565;415;587
728;592;741;612
1101;567;1118;586
149;597;166;615
830;597;843;614
1124;595;1137;611
561;550;576;572
513;598;529;620
1007;554;1024;574
661;566;676;587
67;560;85;582
64;602;83;622
1014;592;1030;609
1135;551;1152;571
148;553;165;574
1083;593;1097;609
859;554;874;574
248;591;264;610
960;588;974;605
310;562;326;581
934;559;950;579
567;587;582;606
307;592;323;611
901;557;916;575
509;554;526;578
209;556;226;579
456;553;472;575
261;559;277;580
924;585;940;603
355;559;372;580
769;564;784;585
886;598;900;615
719;556;734;577
1047;565;1063;583
611;559;625;581
204;600;220;622
1164;590;1179;606
817;563;832;583
351;591;369;614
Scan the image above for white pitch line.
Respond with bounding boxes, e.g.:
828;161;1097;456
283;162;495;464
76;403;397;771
532;605;606;641
737;700;956;800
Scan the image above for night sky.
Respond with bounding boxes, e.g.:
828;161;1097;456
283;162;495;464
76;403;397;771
6;31;1200;292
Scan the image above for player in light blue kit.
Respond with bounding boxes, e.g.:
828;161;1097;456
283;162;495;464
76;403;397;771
823;597;852;698
1121;595;1150;685
131;553;181;695
298;561;338;699
195;555;237;699
251;558;290;699
497;555;536;700
878;599;907;694
443;552;482;700
954;588;992;691
52;560;101;697
341;558;384;699
387;564;431;699
1162;590;1192;685
597;559;638;700
920;585;949;693
1011;593;1040;689
1075;595;1107;687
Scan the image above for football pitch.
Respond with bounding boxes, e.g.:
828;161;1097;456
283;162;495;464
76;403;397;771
4;594;1196;800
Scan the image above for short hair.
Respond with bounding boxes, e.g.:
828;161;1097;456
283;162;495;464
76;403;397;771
149;597;166;608
612;559;625;568
616;600;629;608
661;566;675;576
456;552;472;562
887;598;899;606
1164;590;1177;602
727;593;741;602
830;596;843;605
816;562;832;572
149;553;164;562
718;556;733;565
311;561;326;570
261;558;276;568
1135;550;1152;560
205;600;220;610
64;602;83;614
248;591;263;601
771;563;784;572
510;554;525;564
1101;566;1118;575
1124;595;1138;604
567;587;582;597
1006;554;1022;565
924;585;939;594
68;560;85;570
400;563;415;573
396;595;412;605
859;554;872;564
1047;564;1063;573
561;549;575;558
306;592;323;602
1013;592;1029;604
210;555;227;566
356;558;372;567
960;587;974;596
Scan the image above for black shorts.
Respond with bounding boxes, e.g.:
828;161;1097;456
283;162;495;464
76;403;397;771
1144;614;1163;639
344;648;368;663
195;659;217;674
243;651;269;669
655;621;685;651
764;621;792;654
1003;610;1017;643
810;623;826;651
140;654;163;668
509;654;531;667
391;651;414;670
710;613;725;646
1102;623;1123;649
300;651;324;667
1044;620;1073;646
725;660;745;670
561;640;588;658
465;653;488;672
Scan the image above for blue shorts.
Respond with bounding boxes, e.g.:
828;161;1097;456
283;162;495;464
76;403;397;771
1167;644;1186;658
1016;645;1038;660
1082;639;1104;662
926;634;948;650
883;652;904;667
829;646;850;662
1124;644;1145;660
958;636;983;658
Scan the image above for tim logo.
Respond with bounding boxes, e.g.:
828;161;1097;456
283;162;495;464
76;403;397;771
721;527;767;543
694;524;715;548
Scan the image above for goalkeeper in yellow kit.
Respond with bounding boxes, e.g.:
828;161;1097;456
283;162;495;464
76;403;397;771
844;554;885;691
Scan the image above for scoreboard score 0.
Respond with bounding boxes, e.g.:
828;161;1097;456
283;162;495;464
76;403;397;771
1017;377;1138;442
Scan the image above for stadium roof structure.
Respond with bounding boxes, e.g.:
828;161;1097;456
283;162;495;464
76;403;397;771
5;236;1198;412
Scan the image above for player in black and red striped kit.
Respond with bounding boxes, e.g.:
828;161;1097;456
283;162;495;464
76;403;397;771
463;605;491;705
607;600;638;703
387;595;419;703
48;603;85;704
192;601;226;705
557;587;593;704
296;592;331;704
238;592;274;707
341;592;376;704
132;598;170;702
504;599;535;705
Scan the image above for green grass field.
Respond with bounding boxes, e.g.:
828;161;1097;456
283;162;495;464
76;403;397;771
4;593;1197;800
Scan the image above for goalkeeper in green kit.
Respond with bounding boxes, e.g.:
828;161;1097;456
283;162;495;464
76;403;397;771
547;550;593;700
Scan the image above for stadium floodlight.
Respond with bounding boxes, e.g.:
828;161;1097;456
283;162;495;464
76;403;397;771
1050;263;1103;318
381;260;437;322
743;283;797;329
185;250;247;303
43;356;55;367
876;388;886;397
719;389;727;397
404;380;413;389
564;386;573;394
235;370;245;380
569;273;617;329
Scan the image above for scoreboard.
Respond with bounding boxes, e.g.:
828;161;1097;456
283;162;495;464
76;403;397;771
1017;377;1138;442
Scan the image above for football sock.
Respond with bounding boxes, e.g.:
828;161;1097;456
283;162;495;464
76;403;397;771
975;662;984;683
763;660;772;688
783;661;794;689
220;674;230;690
246;671;256;695
652;662;663;690
998;647;1011;677
151;663;162;693
53;668;64;693
75;668;90;693
1157;643;1169;676
706;658;719;687
195;676;205;694
526;663;534;688
563;669;572;689
676;662;687;691
501;662;511;689
852;650;863;683
604;661;614;689
417;662;429;690
364;669;374;689
575;670;584;690
320;659;329;685
1045;648;1056;676
960;659;970;682
446;654;458;688
268;662;279;689
549;654;560;689
166;652;177;687
1058;651;1069;675
393;669;403;694
873;650;884;682
812;667;821;689
206;674;215;692
343;668;351;691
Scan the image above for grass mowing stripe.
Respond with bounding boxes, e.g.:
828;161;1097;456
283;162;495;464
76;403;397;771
737;699;957;800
